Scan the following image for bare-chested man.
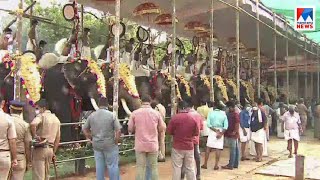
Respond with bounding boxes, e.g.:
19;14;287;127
80;27;91;58
0;28;15;52
35;40;47;62
27;19;38;51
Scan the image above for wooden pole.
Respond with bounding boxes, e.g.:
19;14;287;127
81;5;84;34
295;155;305;180
236;0;240;101
30;0;34;27
304;36;307;99
210;0;215;102
171;0;177;116
273;12;277;101
14;0;23;101
317;46;320;100
285;22;289;105
311;43;314;99
113;0;120;120
295;33;299;98
256;0;261;98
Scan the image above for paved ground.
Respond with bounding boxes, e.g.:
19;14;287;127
62;131;320;180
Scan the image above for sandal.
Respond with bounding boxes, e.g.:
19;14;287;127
214;166;219;170
201;165;207;169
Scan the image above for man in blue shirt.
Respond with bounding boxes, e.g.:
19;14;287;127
239;104;250;161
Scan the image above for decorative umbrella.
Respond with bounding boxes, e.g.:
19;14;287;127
227;37;246;52
184;21;204;31
133;2;161;17
154;13;178;26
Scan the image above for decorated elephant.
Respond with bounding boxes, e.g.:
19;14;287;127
101;63;141;120
224;78;238;101
39;54;105;142
188;75;228;108
257;85;271;105
240;79;255;106
0;52;41;122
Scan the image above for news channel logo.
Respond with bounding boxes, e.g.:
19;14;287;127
295;6;316;31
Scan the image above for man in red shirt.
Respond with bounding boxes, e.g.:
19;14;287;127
223;101;240;170
181;97;203;180
167;100;199;180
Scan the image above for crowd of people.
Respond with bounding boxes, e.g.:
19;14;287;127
82;94;320;180
0;96;61;180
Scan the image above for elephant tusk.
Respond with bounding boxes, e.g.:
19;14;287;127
90;98;99;111
121;98;132;116
219;100;226;107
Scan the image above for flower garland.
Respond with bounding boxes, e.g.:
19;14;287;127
86;59;106;97
162;72;181;100
176;75;191;97
240;80;255;102
119;63;139;98
226;79;238;99
19;54;41;106
200;75;210;90
213;75;228;101
1;52;15;70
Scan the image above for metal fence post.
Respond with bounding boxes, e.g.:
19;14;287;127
236;0;240;101
171;0;177;116
210;0;215;102
256;0;261;98
285;22;289;105
273;12;277;101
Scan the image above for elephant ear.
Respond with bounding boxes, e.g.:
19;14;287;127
62;62;85;88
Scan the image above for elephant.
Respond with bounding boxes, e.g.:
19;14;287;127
101;63;141;121
224;79;238;101
41;57;104;142
257;85;271;105
240;80;255;106
189;75;228;108
0;52;41;122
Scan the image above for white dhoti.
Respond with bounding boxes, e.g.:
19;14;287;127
206;129;224;150
239;128;250;143
81;46;91;59
250;129;268;156
284;129;300;141
200;120;209;137
26;38;36;51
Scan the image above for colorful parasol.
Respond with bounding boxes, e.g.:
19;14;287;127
184;21;204;31
227;37;246;51
154;13;178;26
133;2;161;17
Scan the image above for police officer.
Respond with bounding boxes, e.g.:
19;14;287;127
9;100;32;180
0;96;18;179
30;99;61;180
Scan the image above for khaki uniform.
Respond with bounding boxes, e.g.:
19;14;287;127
155;104;166;160
10;114;32;180
31;110;60;180
0;110;17;180
296;104;308;134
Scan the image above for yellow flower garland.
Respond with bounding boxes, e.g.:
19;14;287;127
162;72;181;99
240;80;255;102
119;63;139;98
200;75;210;90
213;75;228;101
176;75;191;97
19;54;41;103
87;59;106;97
226;79;238;99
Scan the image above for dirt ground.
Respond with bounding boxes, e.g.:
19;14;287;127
62;131;320;180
